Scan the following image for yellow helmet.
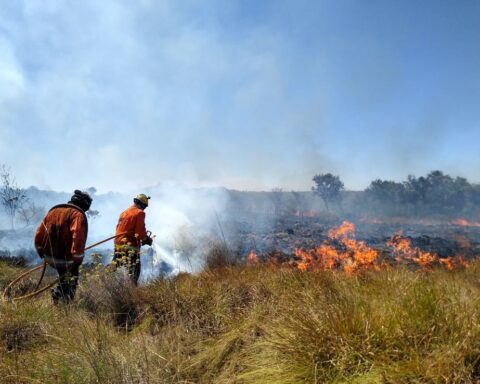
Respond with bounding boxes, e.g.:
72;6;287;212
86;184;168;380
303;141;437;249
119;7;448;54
134;194;150;207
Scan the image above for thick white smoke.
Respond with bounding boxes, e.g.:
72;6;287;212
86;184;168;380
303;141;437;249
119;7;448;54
88;184;229;280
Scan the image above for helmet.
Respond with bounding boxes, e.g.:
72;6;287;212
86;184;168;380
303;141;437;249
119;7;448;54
69;190;92;212
134;194;150;207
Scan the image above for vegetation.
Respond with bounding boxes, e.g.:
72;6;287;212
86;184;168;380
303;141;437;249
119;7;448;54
17;201;45;228
0;164;46;230
224;170;480;221
0;165;28;230
364;171;474;217
312;173;344;211
1;258;479;383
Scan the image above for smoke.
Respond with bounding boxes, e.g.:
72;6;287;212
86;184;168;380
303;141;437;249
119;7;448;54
87;184;230;279
139;185;229;278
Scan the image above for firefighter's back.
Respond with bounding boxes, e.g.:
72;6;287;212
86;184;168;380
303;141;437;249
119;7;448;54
115;205;146;247
34;205;86;260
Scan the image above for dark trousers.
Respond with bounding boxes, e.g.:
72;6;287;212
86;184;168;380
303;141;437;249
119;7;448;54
51;263;80;304
113;248;141;285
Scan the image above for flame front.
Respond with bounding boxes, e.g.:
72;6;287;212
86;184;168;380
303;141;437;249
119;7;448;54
452;218;480;227
247;250;259;265
294;221;379;274
387;234;468;270
247;220;469;273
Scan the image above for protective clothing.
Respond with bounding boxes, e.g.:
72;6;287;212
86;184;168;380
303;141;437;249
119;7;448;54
34;204;88;263
114;205;147;247
34;202;88;304
51;263;80;305
113;204;150;285
134;194;150;208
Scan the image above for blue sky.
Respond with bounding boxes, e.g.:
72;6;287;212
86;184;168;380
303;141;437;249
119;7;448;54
0;0;479;192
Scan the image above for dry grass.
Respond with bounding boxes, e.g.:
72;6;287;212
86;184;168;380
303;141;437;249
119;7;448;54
0;259;479;383
204;242;237;270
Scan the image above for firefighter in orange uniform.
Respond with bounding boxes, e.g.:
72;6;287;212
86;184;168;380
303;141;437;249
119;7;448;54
34;190;92;304
113;194;153;285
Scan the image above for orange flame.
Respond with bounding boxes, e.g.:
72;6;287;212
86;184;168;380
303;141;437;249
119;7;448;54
247;250;259;265
439;257;454;270
248;221;469;273
387;234;468;270
327;220;355;239
294;221;379;274
451;218;480;227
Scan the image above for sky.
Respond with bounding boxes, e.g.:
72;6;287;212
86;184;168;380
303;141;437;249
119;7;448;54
0;0;479;193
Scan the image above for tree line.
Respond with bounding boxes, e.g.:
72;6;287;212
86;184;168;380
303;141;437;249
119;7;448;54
313;171;480;218
2;164;478;228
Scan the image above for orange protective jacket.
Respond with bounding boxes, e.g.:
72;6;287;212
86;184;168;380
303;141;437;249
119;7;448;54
114;205;147;248
34;204;88;262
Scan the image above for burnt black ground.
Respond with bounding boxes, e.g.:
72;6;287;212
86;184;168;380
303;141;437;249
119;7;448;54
221;214;480;260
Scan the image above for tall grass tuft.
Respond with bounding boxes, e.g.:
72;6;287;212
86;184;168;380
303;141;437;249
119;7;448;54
204;242;237;270
77;271;138;329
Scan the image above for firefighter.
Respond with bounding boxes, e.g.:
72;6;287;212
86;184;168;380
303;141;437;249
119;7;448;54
34;190;92;304
112;194;153;285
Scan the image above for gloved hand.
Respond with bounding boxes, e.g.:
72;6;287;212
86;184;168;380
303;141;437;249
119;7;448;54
142;236;153;246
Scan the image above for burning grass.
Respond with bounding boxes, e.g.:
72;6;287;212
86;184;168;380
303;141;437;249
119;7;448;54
0;258;479;383
248;221;471;275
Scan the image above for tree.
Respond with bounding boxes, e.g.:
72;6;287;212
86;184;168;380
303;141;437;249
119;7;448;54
366;180;405;202
364;179;406;215
312;173;344;211
0;165;28;229
403;175;429;206
388;171;473;216
17;201;45;228
424;171;471;213
469;184;480;206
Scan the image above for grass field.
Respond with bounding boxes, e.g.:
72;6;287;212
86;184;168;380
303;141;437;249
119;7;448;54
0;258;479;383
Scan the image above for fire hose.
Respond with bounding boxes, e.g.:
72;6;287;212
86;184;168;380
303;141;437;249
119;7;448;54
3;232;129;302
